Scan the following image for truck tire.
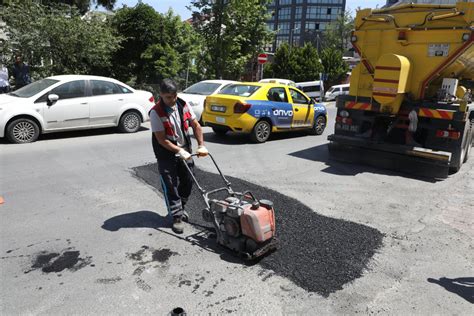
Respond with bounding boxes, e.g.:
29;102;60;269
463;121;472;163
450;119;471;173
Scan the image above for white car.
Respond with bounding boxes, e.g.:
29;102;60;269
325;84;350;101
178;80;237;121
0;75;155;143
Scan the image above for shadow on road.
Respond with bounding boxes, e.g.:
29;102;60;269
101;210;250;265
201;130;325;145
289;143;439;183
428;277;474;304
0;126;149;145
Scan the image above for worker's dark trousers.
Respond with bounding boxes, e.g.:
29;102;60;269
158;157;194;218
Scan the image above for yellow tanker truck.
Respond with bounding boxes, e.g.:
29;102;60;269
328;2;474;178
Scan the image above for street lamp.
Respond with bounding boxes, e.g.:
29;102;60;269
289;27;300;53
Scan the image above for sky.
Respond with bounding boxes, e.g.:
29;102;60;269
118;0;388;19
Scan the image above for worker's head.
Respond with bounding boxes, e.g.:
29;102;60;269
160;79;178;107
15;55;22;64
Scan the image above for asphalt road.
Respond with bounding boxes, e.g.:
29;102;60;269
1;103;473;314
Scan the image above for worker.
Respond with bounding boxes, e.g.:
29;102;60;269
150;79;208;234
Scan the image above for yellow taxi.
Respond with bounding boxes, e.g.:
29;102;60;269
201;82;327;143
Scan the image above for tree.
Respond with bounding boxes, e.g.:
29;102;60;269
1;2;120;79
110;5;202;89
189;0;273;80
40;0;117;14
322;10;354;52
320;47;349;87
263;43;322;82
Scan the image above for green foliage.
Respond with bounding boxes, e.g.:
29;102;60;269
323;10;354;51
190;0;274;80
264;43;322;82
1;2;120;79
320;47;349;87
110;5;202;89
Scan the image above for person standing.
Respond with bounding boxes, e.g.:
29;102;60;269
12;55;31;90
150;79;208;234
0;63;9;93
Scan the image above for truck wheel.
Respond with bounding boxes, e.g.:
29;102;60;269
463;122;472;163
250;120;271;143
308;115;326;135
6;118;40;144
450;120;471;173
119;111;141;133
212;126;228;135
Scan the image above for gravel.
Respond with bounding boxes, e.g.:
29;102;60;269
133;163;384;296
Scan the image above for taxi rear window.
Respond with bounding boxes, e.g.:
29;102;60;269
219;84;260;97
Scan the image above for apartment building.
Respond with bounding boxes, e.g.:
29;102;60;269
266;0;347;52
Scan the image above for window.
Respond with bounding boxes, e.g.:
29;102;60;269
267;87;288;103
50;80;86;100
342;86;350;92
295;6;302;19
219;84;260;97
117;84;133;94
290;89;309;104
278;22;290;34
91;80;121;96
301;85;321;92
278;7;291;20
183;82;221;95
279;0;292;4
266;22;275;31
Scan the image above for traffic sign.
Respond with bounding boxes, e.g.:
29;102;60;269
258;53;268;64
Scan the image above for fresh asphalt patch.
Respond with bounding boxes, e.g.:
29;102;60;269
131;163;384;297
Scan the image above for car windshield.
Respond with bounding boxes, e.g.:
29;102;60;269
8;79;59;98
183;82;221;95
219;84;260;97
327;87;335;93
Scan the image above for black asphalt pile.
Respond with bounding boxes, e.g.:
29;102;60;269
133;163;384;296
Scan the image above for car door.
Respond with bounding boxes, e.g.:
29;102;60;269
266;87;293;129
88;80;126;126
289;88;312;128
41;80;89;129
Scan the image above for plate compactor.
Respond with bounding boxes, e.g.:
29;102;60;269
181;153;278;260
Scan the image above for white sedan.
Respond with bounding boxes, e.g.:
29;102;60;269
0;75;155;143
178;80;237;122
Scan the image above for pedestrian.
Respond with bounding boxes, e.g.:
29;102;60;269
150;78;208;234
12;55;31;90
0;63;9;93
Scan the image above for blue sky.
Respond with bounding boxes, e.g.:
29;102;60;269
118;0;387;19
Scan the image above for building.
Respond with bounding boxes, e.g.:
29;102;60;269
386;0;464;6
265;0;347;52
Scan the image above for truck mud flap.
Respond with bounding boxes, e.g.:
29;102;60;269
327;136;451;179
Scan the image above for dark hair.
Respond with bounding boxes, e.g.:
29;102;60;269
160;79;178;94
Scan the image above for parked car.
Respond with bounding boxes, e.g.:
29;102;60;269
296;80;325;102
258;78;296;87
325;83;350;101
202;82;327;143
0;75;155;143
178;80;236;122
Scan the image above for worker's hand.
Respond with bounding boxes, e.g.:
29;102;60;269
177;148;192;160
197;145;209;157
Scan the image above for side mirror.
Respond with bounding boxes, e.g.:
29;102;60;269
47;94;59;105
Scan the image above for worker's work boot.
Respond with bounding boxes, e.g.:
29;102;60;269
172;216;184;234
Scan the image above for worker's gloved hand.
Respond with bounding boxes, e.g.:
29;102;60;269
197;145;209;157
177;148;192;160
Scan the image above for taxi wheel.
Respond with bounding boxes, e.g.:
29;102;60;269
212;127;228;135
250;120;271;143
309;115;326;135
